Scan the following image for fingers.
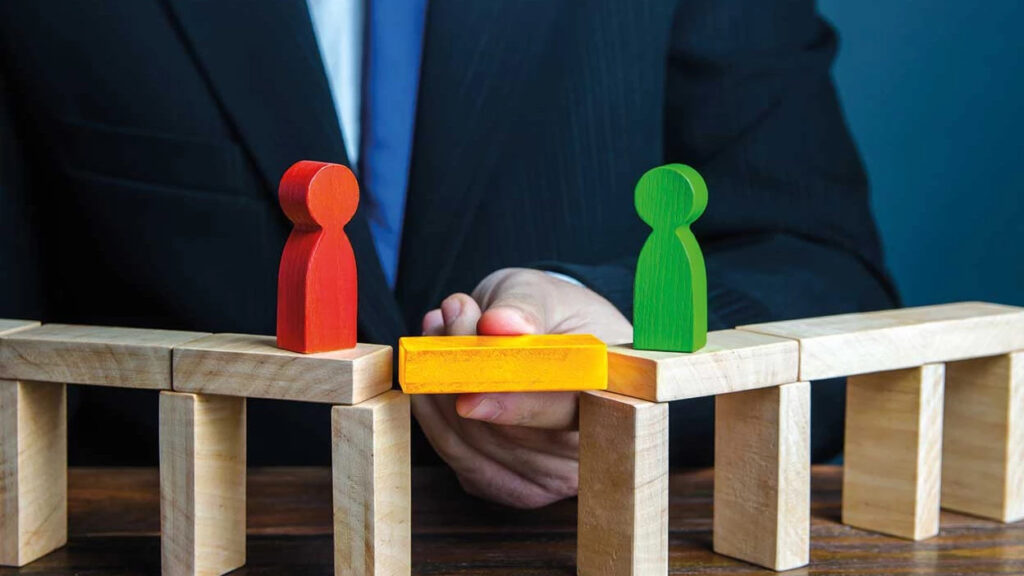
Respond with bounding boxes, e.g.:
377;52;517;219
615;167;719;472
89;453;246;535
411;394;575;509
473;270;552;335
441;293;482;336
456;391;580;430
422;308;444;335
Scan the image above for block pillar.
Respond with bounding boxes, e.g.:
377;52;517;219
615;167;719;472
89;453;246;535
843;364;944;540
160;391;246;576
714;382;810;571
578;390;668;575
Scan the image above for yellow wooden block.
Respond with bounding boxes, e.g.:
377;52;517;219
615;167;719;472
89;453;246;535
398;335;607;394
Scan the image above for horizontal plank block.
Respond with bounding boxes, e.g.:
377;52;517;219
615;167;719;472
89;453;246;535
173;334;392;405
0;324;208;389
0;320;39;337
398;335;607;394
607;330;798;402
739;302;1024;380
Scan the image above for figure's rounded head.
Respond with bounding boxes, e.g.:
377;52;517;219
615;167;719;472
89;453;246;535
278;161;359;229
634;164;708;229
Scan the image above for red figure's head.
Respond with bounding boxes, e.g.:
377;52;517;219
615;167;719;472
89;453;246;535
278;161;359;231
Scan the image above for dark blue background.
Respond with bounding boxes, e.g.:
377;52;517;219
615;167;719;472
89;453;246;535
819;1;1023;306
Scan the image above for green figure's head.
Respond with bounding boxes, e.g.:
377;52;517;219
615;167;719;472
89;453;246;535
634;164;708;230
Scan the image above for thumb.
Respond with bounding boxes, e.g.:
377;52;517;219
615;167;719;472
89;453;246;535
476;288;549;336
456;391;579;430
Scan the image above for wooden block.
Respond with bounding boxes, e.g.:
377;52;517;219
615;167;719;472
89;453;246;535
277;161;359;353
398;334;607;394
0;380;66;567
739;302;1024;380
0;324;208;389
173;334;391;405
332;391;410;576
160;391;246;576
843;364;944;540
578;390;668;575
714;382;810;571
632;164;708;353
942;352;1023;522
0;320;39;337
607;329;798;402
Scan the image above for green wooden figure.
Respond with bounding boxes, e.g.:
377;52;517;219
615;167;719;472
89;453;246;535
633;163;708;353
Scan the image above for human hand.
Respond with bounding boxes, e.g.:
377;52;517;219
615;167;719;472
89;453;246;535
412;268;632;508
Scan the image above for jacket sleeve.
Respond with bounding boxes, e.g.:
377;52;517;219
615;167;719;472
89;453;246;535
542;0;898;465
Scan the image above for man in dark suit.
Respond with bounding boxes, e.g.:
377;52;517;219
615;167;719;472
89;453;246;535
0;0;896;508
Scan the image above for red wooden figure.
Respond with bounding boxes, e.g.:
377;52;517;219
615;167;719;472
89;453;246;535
276;160;359;353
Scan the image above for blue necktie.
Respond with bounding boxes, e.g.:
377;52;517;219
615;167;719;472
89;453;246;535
361;0;428;289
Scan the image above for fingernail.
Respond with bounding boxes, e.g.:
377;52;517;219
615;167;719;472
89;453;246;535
465;398;502;421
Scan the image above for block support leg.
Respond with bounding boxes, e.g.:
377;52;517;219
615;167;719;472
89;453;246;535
0;380;67;567
843;364;944;540
942;352;1023;522
332;390;410;576
578;390;668;575
714;382;810;571
160;392;246;576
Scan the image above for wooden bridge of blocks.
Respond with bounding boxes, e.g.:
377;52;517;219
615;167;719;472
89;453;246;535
1;300;1022;575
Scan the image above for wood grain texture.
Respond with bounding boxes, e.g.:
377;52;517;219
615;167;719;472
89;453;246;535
739;302;1024;380
0;324;208;389
332;391;410;576
942;352;1023;522
632;164;708;353
0;321;38;337
578;390;668;575
607;330;797;402
277;161;359;354
398;335;606;394
843;364;944;540
159;392;246;576
0;380;66;567
172;334;391;405
714;382;810;571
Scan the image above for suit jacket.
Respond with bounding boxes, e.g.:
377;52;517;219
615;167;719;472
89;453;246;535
0;0;897;466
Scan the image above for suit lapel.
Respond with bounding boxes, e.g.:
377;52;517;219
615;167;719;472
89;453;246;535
160;0;405;343
398;0;566;324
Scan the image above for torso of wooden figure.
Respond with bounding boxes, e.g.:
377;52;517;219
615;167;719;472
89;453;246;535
632;164;708;353
277;161;359;353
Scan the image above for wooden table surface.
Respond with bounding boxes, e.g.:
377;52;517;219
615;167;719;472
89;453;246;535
1;466;1021;575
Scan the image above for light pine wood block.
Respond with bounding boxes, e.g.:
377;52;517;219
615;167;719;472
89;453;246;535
608;330;798;402
0;324;208;389
714;382;810;571
942;352;1023;522
398;335;607;394
739;302;1024;380
173;334;392;405
0;380;66;567
843;364;944;540
0;320;39;337
332;391;410;576
578;391;668;576
160;392;246;576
